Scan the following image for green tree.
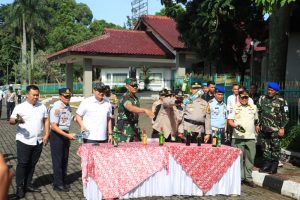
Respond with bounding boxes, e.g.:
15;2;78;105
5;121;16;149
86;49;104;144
0;0;124;86
161;0;265;83
89;19;122;36
0;4;20;84
255;0;296;83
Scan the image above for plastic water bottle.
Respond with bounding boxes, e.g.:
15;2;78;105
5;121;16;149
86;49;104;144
74;133;84;144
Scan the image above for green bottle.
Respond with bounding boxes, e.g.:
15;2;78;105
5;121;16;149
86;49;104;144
216;131;221;147
212;131;217;147
113;129;120;147
159;128;165;146
186;129;192;146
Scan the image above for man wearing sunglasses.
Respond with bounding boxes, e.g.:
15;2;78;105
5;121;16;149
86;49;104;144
49;88;75;192
228;90;260;188
257;82;289;174
76;83;113;144
116;78;154;141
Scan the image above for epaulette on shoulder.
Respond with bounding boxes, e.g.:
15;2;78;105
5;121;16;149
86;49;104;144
278;97;284;101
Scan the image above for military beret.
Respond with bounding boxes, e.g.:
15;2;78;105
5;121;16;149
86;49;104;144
124;78;138;86
59;88;72;95
94;82;106;91
215;86;225;93
268;82;280;91
191;82;201;89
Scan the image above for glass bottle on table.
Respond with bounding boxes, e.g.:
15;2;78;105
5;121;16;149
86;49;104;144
141;129;147;145
212;130;217;147
113;127;120;147
197;135;201;146
216;129;221;147
159;128;165;146
185;129;192;146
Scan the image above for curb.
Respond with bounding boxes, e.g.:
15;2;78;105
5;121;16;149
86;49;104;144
252;170;300;200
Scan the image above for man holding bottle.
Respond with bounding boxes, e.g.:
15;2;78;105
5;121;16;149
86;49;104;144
49;88;76;192
228;90;260;188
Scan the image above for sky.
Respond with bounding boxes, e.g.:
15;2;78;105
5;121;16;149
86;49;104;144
0;0;164;26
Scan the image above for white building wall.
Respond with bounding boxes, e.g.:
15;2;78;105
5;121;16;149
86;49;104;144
101;67;173;91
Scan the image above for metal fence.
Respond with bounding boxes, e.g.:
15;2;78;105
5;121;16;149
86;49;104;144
17;75;300;121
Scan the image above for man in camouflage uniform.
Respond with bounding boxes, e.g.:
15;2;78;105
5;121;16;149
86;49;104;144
257;82;289;174
116;78;154;142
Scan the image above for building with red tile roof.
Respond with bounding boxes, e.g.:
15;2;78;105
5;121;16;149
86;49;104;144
48;15;201;96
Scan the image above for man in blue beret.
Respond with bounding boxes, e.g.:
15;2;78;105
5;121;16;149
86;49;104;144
257;82;289;174
208;86;227;144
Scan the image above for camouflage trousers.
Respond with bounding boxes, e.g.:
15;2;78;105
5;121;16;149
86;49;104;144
260;131;281;162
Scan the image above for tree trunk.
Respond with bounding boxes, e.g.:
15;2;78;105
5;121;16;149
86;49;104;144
22;13;27;84
30;37;34;84
268;4;290;85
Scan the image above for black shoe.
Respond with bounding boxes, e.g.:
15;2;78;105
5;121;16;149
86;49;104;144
26;186;42;192
244;181;257;188
53;185;69;192
269;161;278;174
63;184;70;190
16;186;25;199
259;161;271;173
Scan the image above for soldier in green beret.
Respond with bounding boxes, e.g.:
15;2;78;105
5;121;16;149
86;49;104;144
116;78;154;141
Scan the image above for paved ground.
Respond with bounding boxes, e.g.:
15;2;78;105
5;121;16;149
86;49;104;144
0;101;294;200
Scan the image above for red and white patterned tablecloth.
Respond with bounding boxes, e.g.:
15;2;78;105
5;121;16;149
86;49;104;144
77;142;169;199
77;142;241;199
166;143;241;193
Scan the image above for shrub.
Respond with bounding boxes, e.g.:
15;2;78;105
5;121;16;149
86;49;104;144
281;121;300;152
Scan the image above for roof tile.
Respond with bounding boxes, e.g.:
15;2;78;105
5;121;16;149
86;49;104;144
48;28;169;59
140;15;185;49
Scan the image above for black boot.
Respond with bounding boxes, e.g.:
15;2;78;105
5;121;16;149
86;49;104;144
269;161;279;174
259;161;271;173
16;186;25;199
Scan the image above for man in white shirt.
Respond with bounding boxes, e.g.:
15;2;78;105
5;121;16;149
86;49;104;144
76;83;113;144
9;85;49;198
6;86;16;120
227;84;254;111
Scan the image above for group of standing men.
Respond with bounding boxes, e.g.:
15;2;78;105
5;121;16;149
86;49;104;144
152;81;289;187
8;78;153;199
3;77;289;198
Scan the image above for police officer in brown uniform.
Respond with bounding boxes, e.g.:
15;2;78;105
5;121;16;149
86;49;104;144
151;89;167;138
183;82;212;143
152;90;177;141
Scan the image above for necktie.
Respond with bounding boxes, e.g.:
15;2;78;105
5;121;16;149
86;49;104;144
235;95;238;104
